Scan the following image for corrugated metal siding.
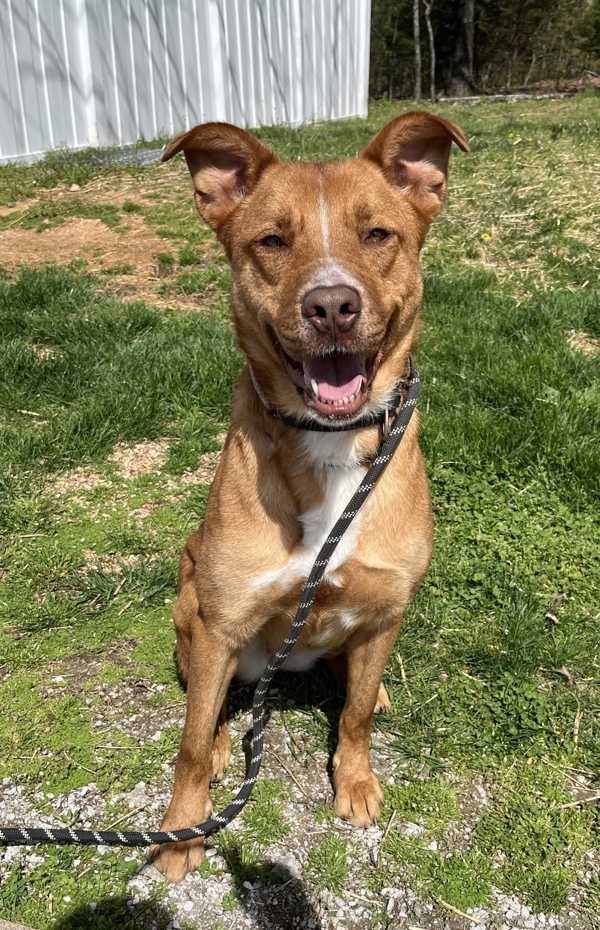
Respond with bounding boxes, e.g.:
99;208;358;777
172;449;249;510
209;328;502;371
0;0;371;164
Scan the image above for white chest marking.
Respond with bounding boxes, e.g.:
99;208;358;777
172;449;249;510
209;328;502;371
236;636;329;683
252;432;365;592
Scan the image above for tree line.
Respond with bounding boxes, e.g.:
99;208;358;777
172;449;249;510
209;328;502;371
370;0;600;100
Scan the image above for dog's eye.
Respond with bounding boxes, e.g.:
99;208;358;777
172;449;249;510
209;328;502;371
366;228;389;242
260;235;286;248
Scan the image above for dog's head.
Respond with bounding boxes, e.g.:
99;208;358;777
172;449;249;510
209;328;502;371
163;113;468;425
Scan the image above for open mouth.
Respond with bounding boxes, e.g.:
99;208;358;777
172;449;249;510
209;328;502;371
275;342;384;420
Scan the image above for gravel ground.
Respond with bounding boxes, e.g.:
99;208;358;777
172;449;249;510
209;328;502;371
0;675;596;930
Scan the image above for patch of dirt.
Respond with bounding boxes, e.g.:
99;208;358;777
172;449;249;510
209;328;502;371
178;449;223;486
47;465;111;497
46;645;141;695
26;342;63;360
80;549;144;575
108;439;171;479
0;170;227;310
77;171;190;208
0;215;176;280
0;196;40;216
565;330;600;358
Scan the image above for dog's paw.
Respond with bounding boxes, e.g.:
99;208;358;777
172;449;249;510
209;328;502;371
212;722;231;781
149;837;205;884
374;683;391;714
333;766;384;828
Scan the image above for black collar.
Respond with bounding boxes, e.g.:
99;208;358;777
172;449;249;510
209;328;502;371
249;356;415;434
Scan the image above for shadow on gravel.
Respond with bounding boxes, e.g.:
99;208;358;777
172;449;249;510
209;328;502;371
229;661;347;757
52;895;173;929
220;846;323;929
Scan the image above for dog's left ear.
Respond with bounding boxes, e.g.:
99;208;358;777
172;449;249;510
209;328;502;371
162;123;278;234
361;111;469;225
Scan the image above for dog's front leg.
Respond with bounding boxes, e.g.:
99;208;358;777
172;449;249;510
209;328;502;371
150;625;238;884
332;620;402;827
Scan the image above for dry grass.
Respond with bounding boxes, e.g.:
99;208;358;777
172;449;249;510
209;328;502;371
564;329;600;357
423;113;600;299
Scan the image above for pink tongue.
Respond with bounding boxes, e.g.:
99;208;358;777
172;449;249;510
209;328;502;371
303;354;367;402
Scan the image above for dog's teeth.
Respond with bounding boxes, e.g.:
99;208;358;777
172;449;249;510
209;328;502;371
342;396;349;405
310;379;319;397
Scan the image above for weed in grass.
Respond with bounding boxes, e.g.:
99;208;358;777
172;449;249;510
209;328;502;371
122;200;143;214
143;199;212;246
314;803;336;824
98;262;135;277
215;779;291;895
305;834;350;894
178;243;202;266
474;760;598;913
97;520;154;557
174;266;231;295
384;778;459;837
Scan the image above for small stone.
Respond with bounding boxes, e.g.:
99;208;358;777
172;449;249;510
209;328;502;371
69;183;81;191
243;880;254;890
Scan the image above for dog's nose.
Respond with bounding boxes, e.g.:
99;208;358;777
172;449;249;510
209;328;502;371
302;285;362;336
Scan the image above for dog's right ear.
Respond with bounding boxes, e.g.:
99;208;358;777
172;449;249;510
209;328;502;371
162;123;278;234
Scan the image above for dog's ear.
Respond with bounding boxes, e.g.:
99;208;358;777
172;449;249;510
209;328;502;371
162;123;278;233
361;112;469;225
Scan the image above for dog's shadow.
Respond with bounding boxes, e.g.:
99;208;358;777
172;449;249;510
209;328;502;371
211;667;338;929
214;851;324;929
227;660;347;772
50;870;322;930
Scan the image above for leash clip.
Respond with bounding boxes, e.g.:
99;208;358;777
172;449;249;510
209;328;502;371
382;405;390;441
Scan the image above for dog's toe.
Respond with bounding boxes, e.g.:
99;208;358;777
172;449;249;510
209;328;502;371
149;838;205;884
212;722;231;781
374;683;391;714
333;767;384;828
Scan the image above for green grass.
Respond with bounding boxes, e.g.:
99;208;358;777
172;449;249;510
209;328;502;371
0;142;164;207
305;835;351;894
0;265;238;471
0;199;127;233
0;94;599;928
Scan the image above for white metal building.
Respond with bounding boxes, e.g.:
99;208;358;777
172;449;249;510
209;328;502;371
0;0;371;164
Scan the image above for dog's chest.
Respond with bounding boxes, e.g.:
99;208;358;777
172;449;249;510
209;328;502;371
252;432;367;592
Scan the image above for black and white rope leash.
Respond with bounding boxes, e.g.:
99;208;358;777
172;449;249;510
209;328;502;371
0;363;420;850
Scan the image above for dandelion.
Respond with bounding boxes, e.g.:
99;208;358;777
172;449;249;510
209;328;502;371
481;233;491;241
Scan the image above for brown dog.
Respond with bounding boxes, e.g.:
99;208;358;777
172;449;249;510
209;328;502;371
151;111;468;883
